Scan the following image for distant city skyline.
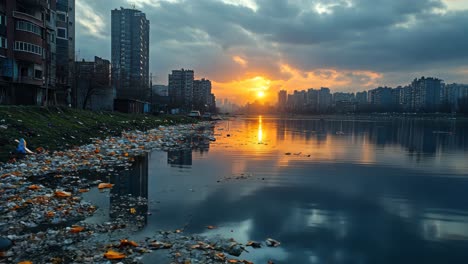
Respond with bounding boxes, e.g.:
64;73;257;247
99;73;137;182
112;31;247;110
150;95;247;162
76;0;468;104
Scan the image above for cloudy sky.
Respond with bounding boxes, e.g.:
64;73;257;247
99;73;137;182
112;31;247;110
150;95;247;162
76;0;468;104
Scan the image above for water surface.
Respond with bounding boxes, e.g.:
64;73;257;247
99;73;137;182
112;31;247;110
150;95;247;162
86;116;468;263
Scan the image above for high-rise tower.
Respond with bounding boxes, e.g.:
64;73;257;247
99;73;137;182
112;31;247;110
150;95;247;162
111;7;150;101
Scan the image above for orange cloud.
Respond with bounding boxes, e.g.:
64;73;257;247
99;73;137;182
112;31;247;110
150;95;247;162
213;76;272;104
232;56;248;67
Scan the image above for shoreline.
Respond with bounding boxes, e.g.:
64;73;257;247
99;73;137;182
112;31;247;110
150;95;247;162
232;113;468;121
0;121;264;263
0;106;195;163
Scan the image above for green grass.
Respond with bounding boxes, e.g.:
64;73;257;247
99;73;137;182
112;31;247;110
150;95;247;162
0;106;195;162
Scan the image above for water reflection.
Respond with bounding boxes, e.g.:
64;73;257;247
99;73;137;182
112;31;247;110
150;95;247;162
270;118;468;156
258;116;263;143
167;131;213;167
110;155;149;226
168;149;192;166
86;117;468;264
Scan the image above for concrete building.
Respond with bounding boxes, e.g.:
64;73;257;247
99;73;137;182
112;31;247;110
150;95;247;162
207;93;216;112
56;0;74;106
442;83;468;111
152;84;168;97
277;90;287;111
411;77;442;111
193;78;211;111
168;68;194;110
0;0;57;105
75;56;112;111
355;91;368;104
307;88;318;112
333;92;355;103
318;87;332;112
111;7;150;102
292;90;307;112
368;87;393;107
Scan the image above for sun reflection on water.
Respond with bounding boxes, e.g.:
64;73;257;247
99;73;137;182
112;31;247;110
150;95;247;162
257;115;263;143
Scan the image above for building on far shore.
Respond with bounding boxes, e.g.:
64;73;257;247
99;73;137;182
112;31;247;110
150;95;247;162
168;68;194;111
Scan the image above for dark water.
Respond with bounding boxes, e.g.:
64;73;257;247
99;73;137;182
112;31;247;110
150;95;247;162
85;116;468;264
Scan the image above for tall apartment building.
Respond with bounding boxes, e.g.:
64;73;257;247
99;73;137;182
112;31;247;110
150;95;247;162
318;87;332;112
411;77;442;111
193;78;211;110
0;0;57;105
441;83;468;111
277;90;287;111
306;88;318;112
355;91;368;104
111;7;150;102
56;0;74;106
333;92;355;103
368;87;393;106
168;68;194;110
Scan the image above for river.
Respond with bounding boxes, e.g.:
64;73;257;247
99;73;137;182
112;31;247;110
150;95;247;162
85;116;468;263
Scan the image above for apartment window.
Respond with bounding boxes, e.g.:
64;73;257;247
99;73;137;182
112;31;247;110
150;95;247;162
14;41;43;56
16;21;41;36
0;14;6;26
0;37;7;48
34;69;43;79
57;27;67;39
57;12;67;22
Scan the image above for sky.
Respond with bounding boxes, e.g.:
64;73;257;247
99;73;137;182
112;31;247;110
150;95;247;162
75;0;468;104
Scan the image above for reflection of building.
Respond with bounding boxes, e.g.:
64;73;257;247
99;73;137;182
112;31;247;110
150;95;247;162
111;7;150;101
168;149;192;166
110;154;149;226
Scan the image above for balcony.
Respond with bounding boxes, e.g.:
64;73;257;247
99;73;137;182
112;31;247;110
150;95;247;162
13;12;43;26
16;76;43;86
17;0;47;9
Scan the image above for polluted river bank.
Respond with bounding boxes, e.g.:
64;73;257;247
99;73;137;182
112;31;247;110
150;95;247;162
0;120;279;264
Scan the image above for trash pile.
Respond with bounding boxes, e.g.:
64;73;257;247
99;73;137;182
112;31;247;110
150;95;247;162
0;123;215;177
1;122;274;263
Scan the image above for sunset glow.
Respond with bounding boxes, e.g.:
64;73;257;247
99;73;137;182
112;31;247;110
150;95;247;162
212;64;383;105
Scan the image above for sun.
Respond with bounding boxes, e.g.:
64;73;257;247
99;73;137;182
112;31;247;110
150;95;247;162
257;91;265;98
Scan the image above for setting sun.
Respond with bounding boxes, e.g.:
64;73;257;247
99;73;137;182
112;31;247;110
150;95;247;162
257;91;265;98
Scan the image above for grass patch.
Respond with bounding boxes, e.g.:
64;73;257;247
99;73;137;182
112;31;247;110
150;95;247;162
0;106;195;162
